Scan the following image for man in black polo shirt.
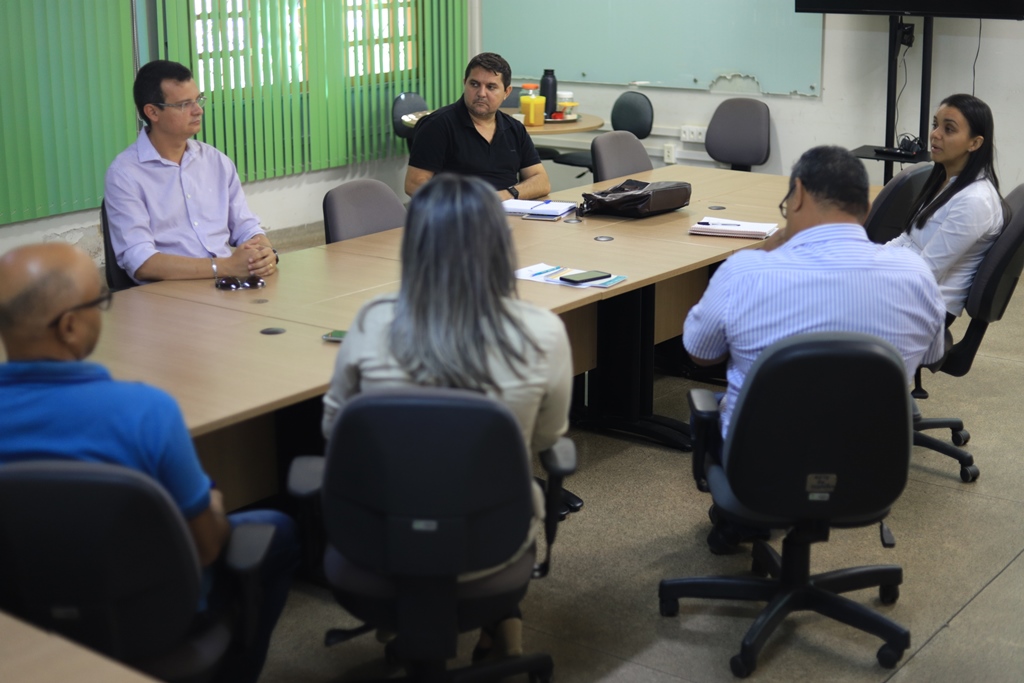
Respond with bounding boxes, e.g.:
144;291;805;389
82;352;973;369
404;52;551;200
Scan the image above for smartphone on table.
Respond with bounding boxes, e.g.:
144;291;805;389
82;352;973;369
560;270;611;285
322;330;347;342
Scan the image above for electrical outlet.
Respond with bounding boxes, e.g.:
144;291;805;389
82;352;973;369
663;143;676;164
680;125;708;143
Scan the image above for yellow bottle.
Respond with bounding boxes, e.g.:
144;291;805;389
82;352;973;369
519;84;546;127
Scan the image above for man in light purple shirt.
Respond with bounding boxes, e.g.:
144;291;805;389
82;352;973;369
104;60;278;284
683;146;946;553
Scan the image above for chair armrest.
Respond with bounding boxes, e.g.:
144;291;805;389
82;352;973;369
540;437;577;478
534;438;577;579
224;523;276;574
287;455;325;499
223;522;276;649
688;389;722;493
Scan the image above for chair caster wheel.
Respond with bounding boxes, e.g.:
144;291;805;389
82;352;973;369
659;598;679;617
879;584;899;605
877;643;904;669
730;653;754;678
952;429;970;446
960;464;980;482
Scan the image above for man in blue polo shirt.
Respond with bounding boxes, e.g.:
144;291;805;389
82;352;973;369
0;242;298;683
404;52;551;200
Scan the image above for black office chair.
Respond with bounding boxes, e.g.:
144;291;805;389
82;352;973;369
323;179;407;244
100;200;137;291
288;388;576;682
862;162;933;244
502;85;559;162
659;333;913;678
393;92;429;152
554;91;653;178
0;460;275;683
705;98;771;172
911;183;1024;482
591;130;653;183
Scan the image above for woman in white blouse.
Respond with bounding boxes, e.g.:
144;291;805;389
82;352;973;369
887;94;1006;324
322;173;573;661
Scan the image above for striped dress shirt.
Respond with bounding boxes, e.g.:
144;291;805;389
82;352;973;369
684;223;946;436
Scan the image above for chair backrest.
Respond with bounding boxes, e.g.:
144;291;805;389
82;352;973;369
0;460;201;662
100;201;138;291
321;388;534;579
392;92;428;145
610;91;654;140
863;162;933;244
723;332;912;522
965;183;1024;324
591;130;653;182
705;98;771;171
322;179;406;244
937;184;1024;377
502;85;521;108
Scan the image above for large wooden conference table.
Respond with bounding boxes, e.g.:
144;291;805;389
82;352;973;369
87;165;788;510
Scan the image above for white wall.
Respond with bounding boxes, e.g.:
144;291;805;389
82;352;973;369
4;12;1024;260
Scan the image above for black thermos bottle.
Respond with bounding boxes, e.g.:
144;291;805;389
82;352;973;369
540;69;557;118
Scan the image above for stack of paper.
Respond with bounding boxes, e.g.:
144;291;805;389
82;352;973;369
689;217;778;239
503;199;577;220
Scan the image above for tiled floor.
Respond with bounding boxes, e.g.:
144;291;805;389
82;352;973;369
259;290;1024;682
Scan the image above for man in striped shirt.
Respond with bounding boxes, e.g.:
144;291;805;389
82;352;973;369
684;145;946;439
683;145;945;553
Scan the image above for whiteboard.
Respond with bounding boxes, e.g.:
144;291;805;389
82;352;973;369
480;0;823;96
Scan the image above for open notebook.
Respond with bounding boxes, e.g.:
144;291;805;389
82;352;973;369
688;217;778;239
503;199;577;219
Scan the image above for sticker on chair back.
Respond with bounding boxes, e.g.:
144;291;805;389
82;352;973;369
806;473;837;501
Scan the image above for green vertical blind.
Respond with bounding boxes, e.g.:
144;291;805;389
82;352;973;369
0;0;465;226
0;0;135;226
158;0;468;180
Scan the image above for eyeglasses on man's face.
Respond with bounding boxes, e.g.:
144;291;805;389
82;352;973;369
154;95;207;112
779;181;796;219
215;275;265;291
48;289;113;328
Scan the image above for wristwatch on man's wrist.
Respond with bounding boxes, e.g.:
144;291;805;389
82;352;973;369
272;248;279;264
506;185;519;199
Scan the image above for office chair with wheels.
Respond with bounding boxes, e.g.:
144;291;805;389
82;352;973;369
288;388;577;683
100;201;137;291
323;179;407;244
659;333;913;678
705;98;771;172
911;183;1024;482
591;130;654;183
862;162;933;244
393;92;429;152
0;460;275;683
554;91;653;178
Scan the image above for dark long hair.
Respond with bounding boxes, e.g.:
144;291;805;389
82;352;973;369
387;174;540;393
907;94;1000;232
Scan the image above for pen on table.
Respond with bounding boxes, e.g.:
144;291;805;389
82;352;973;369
531;200;553;208
530;265;562;277
696;221;740;226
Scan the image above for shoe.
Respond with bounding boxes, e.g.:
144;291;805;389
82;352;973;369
472;617;523;661
706;521;770;555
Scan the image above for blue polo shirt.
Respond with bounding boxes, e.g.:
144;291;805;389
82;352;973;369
409;97;542;190
0;361;211;519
